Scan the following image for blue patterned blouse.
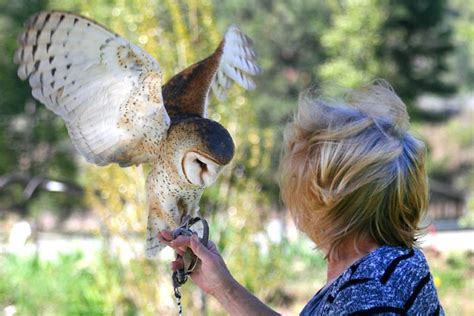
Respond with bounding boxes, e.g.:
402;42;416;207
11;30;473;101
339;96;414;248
300;245;444;315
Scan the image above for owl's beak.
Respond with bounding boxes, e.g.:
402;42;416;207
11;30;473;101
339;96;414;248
182;151;223;187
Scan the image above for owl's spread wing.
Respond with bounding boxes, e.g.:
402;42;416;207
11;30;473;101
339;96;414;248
211;26;261;101
162;25;261;118
14;11;170;166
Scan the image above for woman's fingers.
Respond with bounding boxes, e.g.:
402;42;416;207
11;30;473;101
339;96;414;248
160;230;174;241
189;234;213;261
157;232;189;256
171;235;191;247
158;231;213;262
157;230;174;247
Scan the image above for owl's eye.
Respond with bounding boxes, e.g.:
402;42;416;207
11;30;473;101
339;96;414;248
195;158;207;170
195;158;209;176
183;151;223;187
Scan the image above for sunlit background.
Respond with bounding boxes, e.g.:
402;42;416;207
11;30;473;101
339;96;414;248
0;0;473;315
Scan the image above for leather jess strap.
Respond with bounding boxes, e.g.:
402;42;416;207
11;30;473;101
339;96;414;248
172;216;209;287
171;216;209;316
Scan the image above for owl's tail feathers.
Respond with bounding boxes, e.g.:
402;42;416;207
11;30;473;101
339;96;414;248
145;213;168;259
211;25;261;101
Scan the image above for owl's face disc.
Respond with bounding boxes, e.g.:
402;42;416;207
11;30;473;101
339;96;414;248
182;151;222;187
167;117;234;188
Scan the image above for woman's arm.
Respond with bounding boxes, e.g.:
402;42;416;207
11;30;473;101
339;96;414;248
159;231;280;316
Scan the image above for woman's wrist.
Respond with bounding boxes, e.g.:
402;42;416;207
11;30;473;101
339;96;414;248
211;277;280;316
211;275;239;302
212;277;251;315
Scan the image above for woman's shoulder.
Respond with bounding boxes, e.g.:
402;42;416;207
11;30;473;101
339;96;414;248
351;245;429;281
322;245;443;315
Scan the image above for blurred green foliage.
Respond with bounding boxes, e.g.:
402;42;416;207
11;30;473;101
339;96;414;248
429;252;474;314
2;249;472;315
0;240;327;315
447;120;474;149
378;0;456;103
448;0;474;93
0;253;139;315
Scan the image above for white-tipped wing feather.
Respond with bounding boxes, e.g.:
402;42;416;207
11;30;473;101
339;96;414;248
211;25;261;101
15;11;170;166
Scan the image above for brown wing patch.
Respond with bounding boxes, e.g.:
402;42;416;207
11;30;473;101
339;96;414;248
162;41;224;118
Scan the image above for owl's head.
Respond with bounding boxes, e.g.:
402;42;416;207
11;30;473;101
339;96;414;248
167;117;234;187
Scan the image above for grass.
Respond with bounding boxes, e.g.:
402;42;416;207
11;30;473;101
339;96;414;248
0;246;472;315
427;250;474;315
0;252;135;315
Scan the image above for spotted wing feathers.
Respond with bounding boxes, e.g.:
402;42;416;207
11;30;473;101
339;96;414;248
14;11;170;166
162;25;260;118
211;25;261;101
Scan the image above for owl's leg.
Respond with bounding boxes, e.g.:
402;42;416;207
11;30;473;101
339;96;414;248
145;200;173;259
145;198;182;259
145;212;167;259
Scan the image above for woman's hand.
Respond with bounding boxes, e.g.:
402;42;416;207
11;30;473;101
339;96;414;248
158;230;280;316
157;230;235;296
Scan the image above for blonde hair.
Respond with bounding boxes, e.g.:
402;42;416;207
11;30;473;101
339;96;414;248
280;80;428;259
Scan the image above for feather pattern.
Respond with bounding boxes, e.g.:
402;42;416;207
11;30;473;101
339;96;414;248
14;11;170;166
16;11;259;260
211;25;261;101
162;25;261;118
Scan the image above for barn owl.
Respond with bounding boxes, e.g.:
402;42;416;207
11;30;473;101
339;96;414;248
14;11;260;258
